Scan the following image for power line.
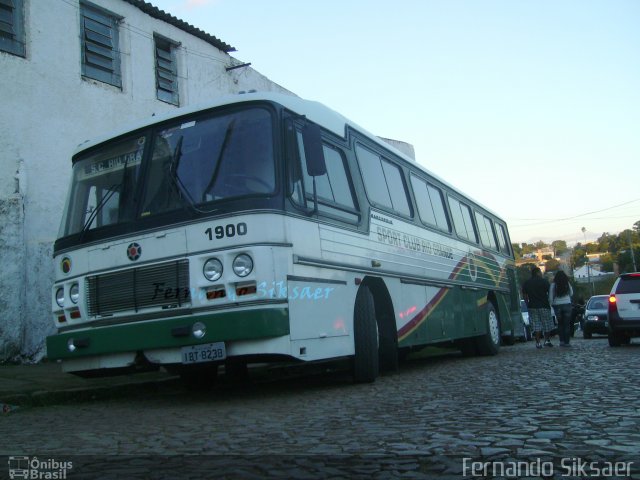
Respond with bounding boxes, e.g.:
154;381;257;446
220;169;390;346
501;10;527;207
509;198;640;227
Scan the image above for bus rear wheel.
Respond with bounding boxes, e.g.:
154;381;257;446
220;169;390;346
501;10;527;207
353;286;379;383
475;302;501;356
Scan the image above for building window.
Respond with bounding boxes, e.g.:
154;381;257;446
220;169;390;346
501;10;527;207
80;2;121;88
154;35;179;105
0;0;25;57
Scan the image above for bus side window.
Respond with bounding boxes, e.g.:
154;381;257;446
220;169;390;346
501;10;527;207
294;130;358;221
356;144;411;217
495;223;511;256
475;211;497;250
448;196;478;243
410;175;450;232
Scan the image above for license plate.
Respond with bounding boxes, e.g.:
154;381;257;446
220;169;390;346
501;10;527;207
181;342;226;364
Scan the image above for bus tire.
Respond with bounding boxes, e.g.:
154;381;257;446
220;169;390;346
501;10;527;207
353;286;379;383
475;302;501;356
378;313;399;372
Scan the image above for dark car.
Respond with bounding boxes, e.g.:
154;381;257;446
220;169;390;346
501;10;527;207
608;272;640;346
583;295;609;338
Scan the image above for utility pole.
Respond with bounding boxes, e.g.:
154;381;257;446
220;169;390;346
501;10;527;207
629;230;638;272
582;227;593;296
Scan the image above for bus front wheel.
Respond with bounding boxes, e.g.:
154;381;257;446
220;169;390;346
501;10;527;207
353;286;379;383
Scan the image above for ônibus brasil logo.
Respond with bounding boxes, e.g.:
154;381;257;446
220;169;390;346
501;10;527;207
8;456;73;479
127;242;142;261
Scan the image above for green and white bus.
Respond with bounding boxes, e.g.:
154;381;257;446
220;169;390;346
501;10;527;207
47;92;521;383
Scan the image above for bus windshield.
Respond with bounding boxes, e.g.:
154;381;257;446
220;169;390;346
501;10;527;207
59;107;275;238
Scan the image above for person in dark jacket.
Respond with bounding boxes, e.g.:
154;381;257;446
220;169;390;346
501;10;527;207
522;267;553;349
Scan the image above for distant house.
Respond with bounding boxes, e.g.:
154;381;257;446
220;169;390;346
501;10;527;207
573;265;614;283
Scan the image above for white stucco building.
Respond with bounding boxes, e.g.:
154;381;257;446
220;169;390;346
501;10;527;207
0;0;291;361
573;265;613;284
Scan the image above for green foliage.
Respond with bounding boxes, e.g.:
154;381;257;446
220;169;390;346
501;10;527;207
545;258;560;272
572;245;587;269
573;277;617;300
511;243;522;260
617;246;640;273
552;240;568;256
516;263;537;292
514;219;639;276
600;253;615;273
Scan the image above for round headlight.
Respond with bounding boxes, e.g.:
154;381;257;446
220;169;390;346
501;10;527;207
70;283;80;304
233;254;253;277
192;322;206;339
67;338;76;353
55;287;65;308
203;258;223;282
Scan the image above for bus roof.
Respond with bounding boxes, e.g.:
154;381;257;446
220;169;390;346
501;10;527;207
73;91;505;221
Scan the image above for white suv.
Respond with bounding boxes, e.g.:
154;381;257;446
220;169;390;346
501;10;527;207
608;273;640;346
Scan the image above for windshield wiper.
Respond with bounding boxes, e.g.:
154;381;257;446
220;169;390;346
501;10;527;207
78;150;135;242
201;119;236;203
167;135;198;211
78;184;119;242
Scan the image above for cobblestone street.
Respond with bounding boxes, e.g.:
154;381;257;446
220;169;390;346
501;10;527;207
2;337;639;479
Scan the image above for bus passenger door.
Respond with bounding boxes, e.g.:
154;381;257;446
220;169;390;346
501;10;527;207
286;117;326;217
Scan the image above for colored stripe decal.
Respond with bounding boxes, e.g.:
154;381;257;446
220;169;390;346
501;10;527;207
397;254;469;341
397;287;449;342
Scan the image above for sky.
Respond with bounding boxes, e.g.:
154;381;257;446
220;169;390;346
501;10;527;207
150;0;639;245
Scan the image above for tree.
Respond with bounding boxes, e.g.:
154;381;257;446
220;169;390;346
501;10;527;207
545;258;560;272
551;240;568;256
596;233;616;253
521;243;536;255
516;263;537;290
534;240;548;249
572;244;587;269
617;246;640;273
633;220;640;233
600;253;615;273
511;243;522;260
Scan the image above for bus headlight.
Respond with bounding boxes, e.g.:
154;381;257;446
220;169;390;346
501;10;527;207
55;287;65;308
203;258;223;282
70;283;80;304
192;322;206;339
233;254;253;277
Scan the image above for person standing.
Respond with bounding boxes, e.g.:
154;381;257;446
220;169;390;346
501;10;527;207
549;270;574;347
522;267;553;349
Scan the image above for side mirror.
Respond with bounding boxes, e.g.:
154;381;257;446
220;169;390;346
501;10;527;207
301;123;326;177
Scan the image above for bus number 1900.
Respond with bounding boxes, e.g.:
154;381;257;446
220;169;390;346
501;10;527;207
205;222;248;240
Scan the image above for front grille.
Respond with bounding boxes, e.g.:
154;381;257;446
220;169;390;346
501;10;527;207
86;260;190;317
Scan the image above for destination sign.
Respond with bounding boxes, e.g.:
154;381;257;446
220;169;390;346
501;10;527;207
78;150;143;180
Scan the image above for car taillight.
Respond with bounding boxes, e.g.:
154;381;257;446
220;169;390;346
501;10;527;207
608;295;618;315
